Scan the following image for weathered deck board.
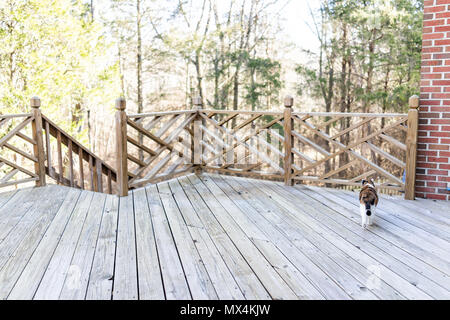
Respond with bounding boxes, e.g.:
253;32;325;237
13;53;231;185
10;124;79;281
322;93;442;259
85;194;119;300
0;174;448;300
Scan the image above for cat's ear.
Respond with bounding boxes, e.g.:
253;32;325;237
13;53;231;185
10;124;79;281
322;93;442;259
361;179;367;185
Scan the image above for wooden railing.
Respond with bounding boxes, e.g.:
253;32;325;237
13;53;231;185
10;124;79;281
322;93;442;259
0;112;41;188
0;97;117;194
1;94;418;200
115;98;196;196
116;95;418;199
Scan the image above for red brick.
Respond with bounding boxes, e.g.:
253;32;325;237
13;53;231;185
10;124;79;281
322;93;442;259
430;131;450;137
435;26;450;32
416;174;437;181
423;60;443;66
428;156;449;162
415;192;426;198
426;194;447;200
427;181;447;188
440;151;450;157
432;80;450;85
430;106;450;111
423;46;443;53
422;73;442;79
423;32;445;40
428;169;448;175
418;137;439;143
429;144;450;150
419;125;440;131
424;6;447;13
422;86;442;92
436;12;450;18
431;118;450;124
435;39;450;45
418;150;438;156
424;19;446;26
431;93;450;98
417;162;438;169
440;164;450;169
418;112;441;118
416;187;437;193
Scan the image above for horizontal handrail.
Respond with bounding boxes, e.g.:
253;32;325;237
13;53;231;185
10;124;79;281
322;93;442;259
0;113;33;120
127;110;197;118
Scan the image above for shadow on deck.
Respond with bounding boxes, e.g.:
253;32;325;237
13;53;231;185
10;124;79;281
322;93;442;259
0;173;449;300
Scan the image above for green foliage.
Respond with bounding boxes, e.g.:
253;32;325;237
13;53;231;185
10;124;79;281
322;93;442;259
0;0;120;140
296;0;422;114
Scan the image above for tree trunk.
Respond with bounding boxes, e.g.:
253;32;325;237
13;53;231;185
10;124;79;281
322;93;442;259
136;0;143;161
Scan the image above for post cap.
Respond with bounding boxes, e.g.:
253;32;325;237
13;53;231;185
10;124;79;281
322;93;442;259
409;95;419;109
192;95;202;108
30;96;41;108
284;95;294;108
115;97;126;111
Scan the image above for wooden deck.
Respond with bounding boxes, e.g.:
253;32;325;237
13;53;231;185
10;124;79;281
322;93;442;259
0;173;449;300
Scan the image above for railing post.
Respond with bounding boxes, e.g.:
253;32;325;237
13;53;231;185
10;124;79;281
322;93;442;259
115;97;128;197
192;95;203;173
30;96;46;187
283;95;294;186
405;95;419;200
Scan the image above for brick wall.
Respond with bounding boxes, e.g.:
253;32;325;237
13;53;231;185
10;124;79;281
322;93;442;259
418;0;450;200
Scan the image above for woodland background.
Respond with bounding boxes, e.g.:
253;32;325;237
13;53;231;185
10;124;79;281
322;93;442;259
0;0;423;164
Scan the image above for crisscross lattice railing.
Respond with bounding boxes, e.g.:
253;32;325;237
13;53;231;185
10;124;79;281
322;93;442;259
116;95;418;199
0;113;41;188
1;94;419;200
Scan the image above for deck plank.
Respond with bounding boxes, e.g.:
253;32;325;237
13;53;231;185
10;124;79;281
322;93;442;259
34;191;94;299
194;174;298;300
304;185;450;273
158;182;218;299
0;188;37;244
8;188;81;299
133;187;165;300
325;187;450;249
254;180;447;299
0;175;448;300
145;184;191;300
298;187;450;292
86;194;119;300
222;175;404;300
180;175;271;299
113;192;138;300
169;179;245;299
0;185;69;299
210;174;377;300
59;192;107;299
0;189;18;209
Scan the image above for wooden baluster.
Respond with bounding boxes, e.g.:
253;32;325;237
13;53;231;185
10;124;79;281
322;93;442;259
192;95;203;173
115;97;128;196
78;147;85;189
96;158;103;192
283;95;294;186
44;120;52;177
107;170;112;194
405;95;419;200
30;97;46;186
68;140;74;187
89;155;96;191
57;130;63;185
